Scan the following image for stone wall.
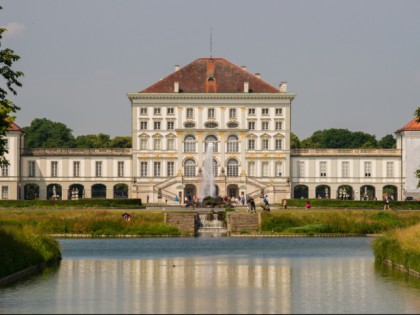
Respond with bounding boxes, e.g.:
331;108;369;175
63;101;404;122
227;212;261;233
164;213;197;235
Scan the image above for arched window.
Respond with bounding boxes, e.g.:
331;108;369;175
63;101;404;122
227;135;239;153
184;159;196;177
205;135;218;152
227;159;239;177
184;135;196;153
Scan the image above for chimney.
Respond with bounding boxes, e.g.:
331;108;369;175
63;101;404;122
174;82;179;93
244;82;249;93
241;65;247;71
255;73;261;79
174;65;180;72
279;81;287;93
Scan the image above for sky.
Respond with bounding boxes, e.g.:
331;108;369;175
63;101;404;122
1;0;420;140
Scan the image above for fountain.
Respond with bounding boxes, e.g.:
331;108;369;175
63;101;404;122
200;142;216;199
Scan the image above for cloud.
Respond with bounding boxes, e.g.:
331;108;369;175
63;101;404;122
1;22;25;38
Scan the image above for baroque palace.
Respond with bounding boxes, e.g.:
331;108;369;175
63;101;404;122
1;57;420;202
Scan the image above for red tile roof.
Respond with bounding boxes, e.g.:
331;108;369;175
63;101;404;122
396;118;420;133
139;58;280;93
7;122;23;132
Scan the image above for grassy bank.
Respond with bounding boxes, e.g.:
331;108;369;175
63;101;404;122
372;223;420;275
0;225;62;279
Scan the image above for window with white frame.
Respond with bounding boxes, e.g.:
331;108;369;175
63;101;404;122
4;139;8;149
167;161;174;177
73;161;80;177
184;135;196;153
262;121;269;130
262;139;269;150
167;121;174;130
227;135;239;153
95;161;102;177
154;139;161;150
212;159;218;176
248;108;255;115
154;162;161;177
248;121;255;130
205;135;218;152
275;108;283;115
184;159;196;177
364;161;372;177
28;161;35;177
229;108;236;119
1;164;8;177
167;139;175;150
386;162;394;178
154;108;161;115
51;161;58;177
275;139;282;150
275;121;282;130
248;161;255;176
227;159;239;177
140;107;148;115
167;107;174;115
298;161;305;177
262;108;269;115
140;139;148;150
208;108;215;119
186;108;194;119
342;161;349;178
2;186;8;199
118;161;124;177
262;162;269;176
154;121;161;130
140;162;148;177
275;162;283;177
140;121;148;130
248;139;255;150
320;161;327;177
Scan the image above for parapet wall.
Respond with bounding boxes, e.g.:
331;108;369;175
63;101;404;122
164;213;197;235
227;212;261;233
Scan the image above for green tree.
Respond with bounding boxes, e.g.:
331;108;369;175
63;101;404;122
0;6;24;165
23;118;76;148
415;107;420;123
75;133;111;148
109;136;131;148
378;134;396;149
290;132;300;149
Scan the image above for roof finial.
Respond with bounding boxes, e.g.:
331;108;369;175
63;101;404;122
210;27;213;58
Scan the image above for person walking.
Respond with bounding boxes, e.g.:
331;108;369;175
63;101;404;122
282;198;287;209
305;201;311;209
384;196;390;210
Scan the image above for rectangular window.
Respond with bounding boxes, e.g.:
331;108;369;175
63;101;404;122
186;108;194;119
262;162;269;176
208;108;215;119
275;139;282;150
140;107;148;115
4;139;8;149
1;164;8;177
248;139;255;150
262;139;269;150
320;161;327;177
28;161;36;177
248;121;255;130
262;121;269;130
275;162;283;177
154;162;161;177
248;108;255;115
154;121;161;130
298;161;305;177
167;139;175;150
386;162;394;178
229;108;236;119
262;108;269;115
95;161;102;177
140;121;148;130
275;121;282;130
167;121;174;130
140;139;148;150
154;108;161;115
51;161;58;177
167;161;174;177
364;161;372;177
167;107;174;115
2;186;8;199
342;161;349;178
118;161;124;177
73;161;80;177
154;139;161;150
275;108;283;115
248;161;255;176
140;162;148;177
